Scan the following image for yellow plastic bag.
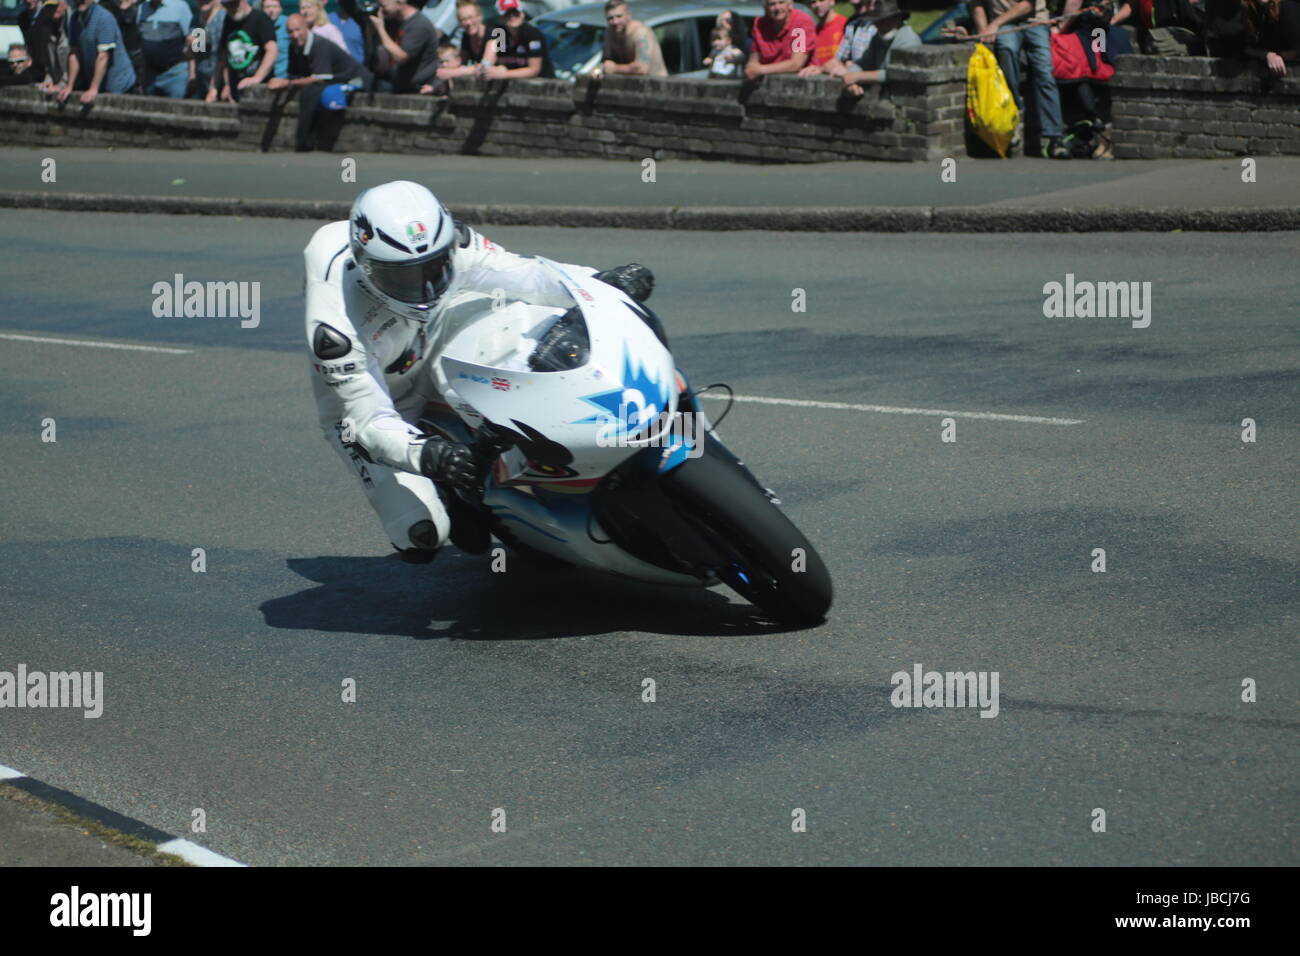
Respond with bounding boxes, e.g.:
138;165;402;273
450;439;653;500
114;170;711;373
966;43;1019;159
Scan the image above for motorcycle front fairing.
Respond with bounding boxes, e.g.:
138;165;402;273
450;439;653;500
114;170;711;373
437;259;679;483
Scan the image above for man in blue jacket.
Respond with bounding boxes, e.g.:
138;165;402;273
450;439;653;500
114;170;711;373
57;0;137;103
137;0;192;96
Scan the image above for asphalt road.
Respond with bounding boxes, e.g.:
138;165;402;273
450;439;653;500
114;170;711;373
1;211;1296;865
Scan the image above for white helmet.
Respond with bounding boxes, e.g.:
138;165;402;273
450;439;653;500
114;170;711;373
349;181;458;322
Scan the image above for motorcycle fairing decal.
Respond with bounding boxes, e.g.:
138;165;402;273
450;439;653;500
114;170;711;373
657;440;693;474
572;349;671;437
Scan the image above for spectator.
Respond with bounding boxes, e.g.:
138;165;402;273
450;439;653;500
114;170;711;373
447;0;495;72
703;23;745;76
971;0;1071;158
744;0;815;79
1;42;45;84
1131;0;1206;54
268;12;371;150
1205;0;1300;74
484;0;553;78
803;0;874;77
206;0;277;102
260;0;289;78
135;0;193;96
57;0;137;103
598;1;666;77
186;0;225;97
804;0;847;68
101;0;142;91
299;0;348;53
418;39;457;92
716;9;750;58
338;0;379;70
369;0;441;92
836;0;919;94
329;0;367;62
22;0;71;87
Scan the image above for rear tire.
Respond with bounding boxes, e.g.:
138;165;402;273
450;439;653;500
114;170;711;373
663;448;832;625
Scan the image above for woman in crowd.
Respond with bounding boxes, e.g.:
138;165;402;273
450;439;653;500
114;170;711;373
299;0;349;51
433;0;496;78
1206;0;1300;74
715;8;750;59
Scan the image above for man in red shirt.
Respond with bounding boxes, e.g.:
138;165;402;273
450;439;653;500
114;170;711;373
804;0;847;68
744;0;816;78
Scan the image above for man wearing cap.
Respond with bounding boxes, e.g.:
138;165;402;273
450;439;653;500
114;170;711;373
836;0;919;95
598;1;666;78
269;12;372;151
745;0;815;79
484;0;553;78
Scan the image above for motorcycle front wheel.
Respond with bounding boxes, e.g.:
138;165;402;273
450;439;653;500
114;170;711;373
662;447;832;626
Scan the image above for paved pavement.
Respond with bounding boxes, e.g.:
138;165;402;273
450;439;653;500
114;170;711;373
1;148;1298;224
1;211;1295;865
0;785;162;866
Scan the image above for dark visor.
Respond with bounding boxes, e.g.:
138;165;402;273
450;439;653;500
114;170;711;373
365;252;453;304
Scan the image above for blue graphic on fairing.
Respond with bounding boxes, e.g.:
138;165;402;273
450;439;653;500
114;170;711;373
573;350;670;437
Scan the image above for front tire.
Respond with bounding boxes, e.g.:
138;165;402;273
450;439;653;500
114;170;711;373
663;448;832;625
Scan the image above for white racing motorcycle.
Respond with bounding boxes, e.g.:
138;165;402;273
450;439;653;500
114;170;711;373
429;259;832;626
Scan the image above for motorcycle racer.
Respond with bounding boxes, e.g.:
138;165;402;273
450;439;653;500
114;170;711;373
304;180;653;563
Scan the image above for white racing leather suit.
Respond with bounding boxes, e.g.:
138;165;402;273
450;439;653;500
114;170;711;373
304;218;597;555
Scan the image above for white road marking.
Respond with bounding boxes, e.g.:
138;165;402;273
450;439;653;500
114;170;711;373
155;838;247;868
700;392;1084;426
0;762;245;865
0;330;1081;425
0;332;193;355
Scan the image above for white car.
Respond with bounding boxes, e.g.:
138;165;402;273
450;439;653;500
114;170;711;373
0;0;25;59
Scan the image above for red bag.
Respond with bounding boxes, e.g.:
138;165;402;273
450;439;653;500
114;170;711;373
1050;31;1116;81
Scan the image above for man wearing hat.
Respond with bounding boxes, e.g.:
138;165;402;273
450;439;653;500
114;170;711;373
836;0;919;94
484;0;553;79
269;12;372;151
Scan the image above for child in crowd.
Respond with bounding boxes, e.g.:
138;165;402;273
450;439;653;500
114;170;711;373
420;42;461;95
703;25;744;77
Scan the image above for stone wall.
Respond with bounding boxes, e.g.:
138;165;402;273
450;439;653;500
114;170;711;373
2;47;1296;162
0;45;967;163
1109;55;1300;158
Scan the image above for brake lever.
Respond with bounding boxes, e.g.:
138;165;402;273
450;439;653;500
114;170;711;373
460;422;515;506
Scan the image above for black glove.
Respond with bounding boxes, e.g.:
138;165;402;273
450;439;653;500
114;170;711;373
595;262;654;303
420;436;480;499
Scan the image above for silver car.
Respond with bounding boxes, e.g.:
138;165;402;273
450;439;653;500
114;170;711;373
535;1;766;80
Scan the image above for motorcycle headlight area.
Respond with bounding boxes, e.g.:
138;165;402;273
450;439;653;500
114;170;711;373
528;307;590;372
